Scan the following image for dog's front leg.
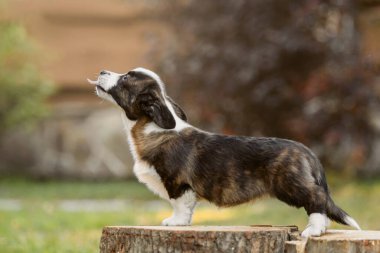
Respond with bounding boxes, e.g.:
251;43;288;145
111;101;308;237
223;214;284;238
133;161;171;200
133;161;197;225
162;190;197;226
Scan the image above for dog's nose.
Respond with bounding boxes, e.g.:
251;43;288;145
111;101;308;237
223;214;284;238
100;70;108;75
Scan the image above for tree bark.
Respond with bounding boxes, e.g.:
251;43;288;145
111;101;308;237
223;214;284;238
304;230;380;253
100;227;380;253
99;225;297;253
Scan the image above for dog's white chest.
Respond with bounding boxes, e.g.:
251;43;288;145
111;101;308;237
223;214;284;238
121;113;169;200
133;160;169;200
121;114;138;161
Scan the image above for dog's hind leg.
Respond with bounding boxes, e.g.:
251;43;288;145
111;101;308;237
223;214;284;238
301;213;329;237
301;188;330;237
272;174;329;237
162;190;197;226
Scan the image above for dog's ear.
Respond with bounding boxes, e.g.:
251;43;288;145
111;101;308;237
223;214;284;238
166;96;187;122
139;92;176;129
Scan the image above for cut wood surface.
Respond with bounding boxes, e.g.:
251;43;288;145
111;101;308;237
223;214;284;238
99;226;380;253
304;230;380;253
100;225;297;253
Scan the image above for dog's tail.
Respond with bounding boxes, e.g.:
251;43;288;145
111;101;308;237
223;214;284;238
326;195;361;230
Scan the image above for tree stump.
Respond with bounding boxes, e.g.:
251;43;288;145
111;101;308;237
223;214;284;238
100;226;380;253
99;225;298;253
304;230;380;253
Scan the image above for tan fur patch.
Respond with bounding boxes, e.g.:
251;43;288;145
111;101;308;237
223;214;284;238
131;117;176;159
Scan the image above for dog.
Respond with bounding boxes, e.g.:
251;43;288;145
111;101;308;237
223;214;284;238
88;67;360;237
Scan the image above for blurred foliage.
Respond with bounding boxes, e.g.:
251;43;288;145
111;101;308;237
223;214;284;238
158;0;380;176
0;21;53;134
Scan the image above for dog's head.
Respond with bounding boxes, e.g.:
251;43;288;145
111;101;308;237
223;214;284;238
88;68;186;129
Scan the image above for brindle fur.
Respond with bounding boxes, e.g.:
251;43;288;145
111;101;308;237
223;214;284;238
94;68;358;229
132;119;328;215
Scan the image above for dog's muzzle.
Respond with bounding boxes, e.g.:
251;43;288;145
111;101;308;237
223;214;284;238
87;70;110;92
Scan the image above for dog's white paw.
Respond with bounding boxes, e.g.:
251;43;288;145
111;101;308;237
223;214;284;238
301;213;328;237
161;216;190;226
301;225;326;237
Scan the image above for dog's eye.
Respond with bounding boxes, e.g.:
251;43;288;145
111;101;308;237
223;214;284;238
122;75;128;81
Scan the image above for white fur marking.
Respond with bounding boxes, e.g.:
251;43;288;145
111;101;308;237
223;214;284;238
133;160;169;200
98;71;122;91
133;67;166;93
132;67;193;133
344;216;361;230
162;190;197;226
121;113;138;161
121;114;169;200
96;88;118;105
301;213;328;237
165;99;192;131
143;99;192;134
88;71;122;104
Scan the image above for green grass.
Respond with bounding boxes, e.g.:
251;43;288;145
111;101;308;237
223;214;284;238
0;179;155;200
0;177;379;252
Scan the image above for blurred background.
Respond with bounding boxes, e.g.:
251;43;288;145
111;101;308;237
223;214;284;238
0;0;379;252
